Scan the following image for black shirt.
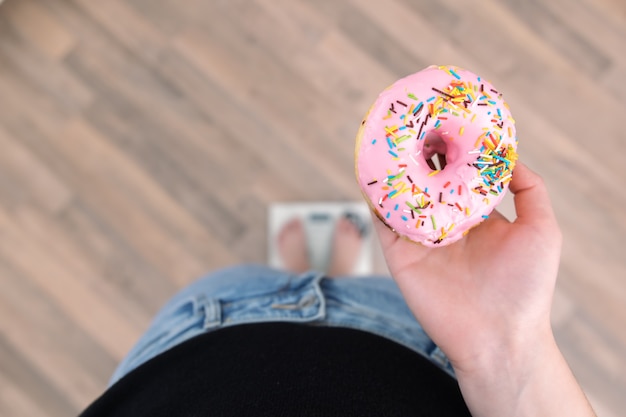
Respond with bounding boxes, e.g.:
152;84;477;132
80;323;471;416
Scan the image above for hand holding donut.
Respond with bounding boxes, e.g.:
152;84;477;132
358;66;595;416
372;162;561;370
373;163;596;417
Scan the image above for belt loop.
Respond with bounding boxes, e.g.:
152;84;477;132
202;297;222;329
429;346;455;377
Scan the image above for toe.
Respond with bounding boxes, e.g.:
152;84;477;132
339;216;362;237
280;218;302;238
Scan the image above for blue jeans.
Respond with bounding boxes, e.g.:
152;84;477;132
110;264;453;385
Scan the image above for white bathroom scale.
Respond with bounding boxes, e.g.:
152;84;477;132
268;202;374;275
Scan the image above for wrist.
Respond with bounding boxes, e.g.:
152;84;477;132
450;319;553;379
453;325;596;417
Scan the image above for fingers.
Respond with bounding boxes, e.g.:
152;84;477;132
370;209;434;274
369;210;399;249
509;162;558;227
369;210;428;257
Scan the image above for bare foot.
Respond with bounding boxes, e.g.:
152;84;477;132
327;216;363;277
277;218;311;274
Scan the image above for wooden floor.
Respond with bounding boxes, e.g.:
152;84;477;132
0;0;624;415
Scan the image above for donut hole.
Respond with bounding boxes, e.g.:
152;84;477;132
423;132;448;171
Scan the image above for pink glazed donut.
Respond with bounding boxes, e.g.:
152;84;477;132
355;65;518;247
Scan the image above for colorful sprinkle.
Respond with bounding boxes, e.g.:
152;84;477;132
385;126;399;138
406;201;422;214
449;69;461;79
396;135;411;144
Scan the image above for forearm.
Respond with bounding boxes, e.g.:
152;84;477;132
454;331;596;417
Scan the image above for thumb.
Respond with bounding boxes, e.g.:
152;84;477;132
369;210;431;270
509;162;558;229
370;210;399;249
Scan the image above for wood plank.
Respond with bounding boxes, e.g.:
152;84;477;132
0;334;77;417
2;0;75;59
171;30;358;199
0;11;92;117
0;127;72;213
55;198;176;316
0;373;51;417
49;119;216;285
343;0;474;72
497;0;612;77
0;252;115;412
543;0;626;64
72;0;167;61
308;0;430;77
0;205;142;362
556;312;626;411
158;57;347;200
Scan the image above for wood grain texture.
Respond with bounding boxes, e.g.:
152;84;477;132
0;0;624;415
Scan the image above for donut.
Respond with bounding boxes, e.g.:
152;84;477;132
355;65;518;247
